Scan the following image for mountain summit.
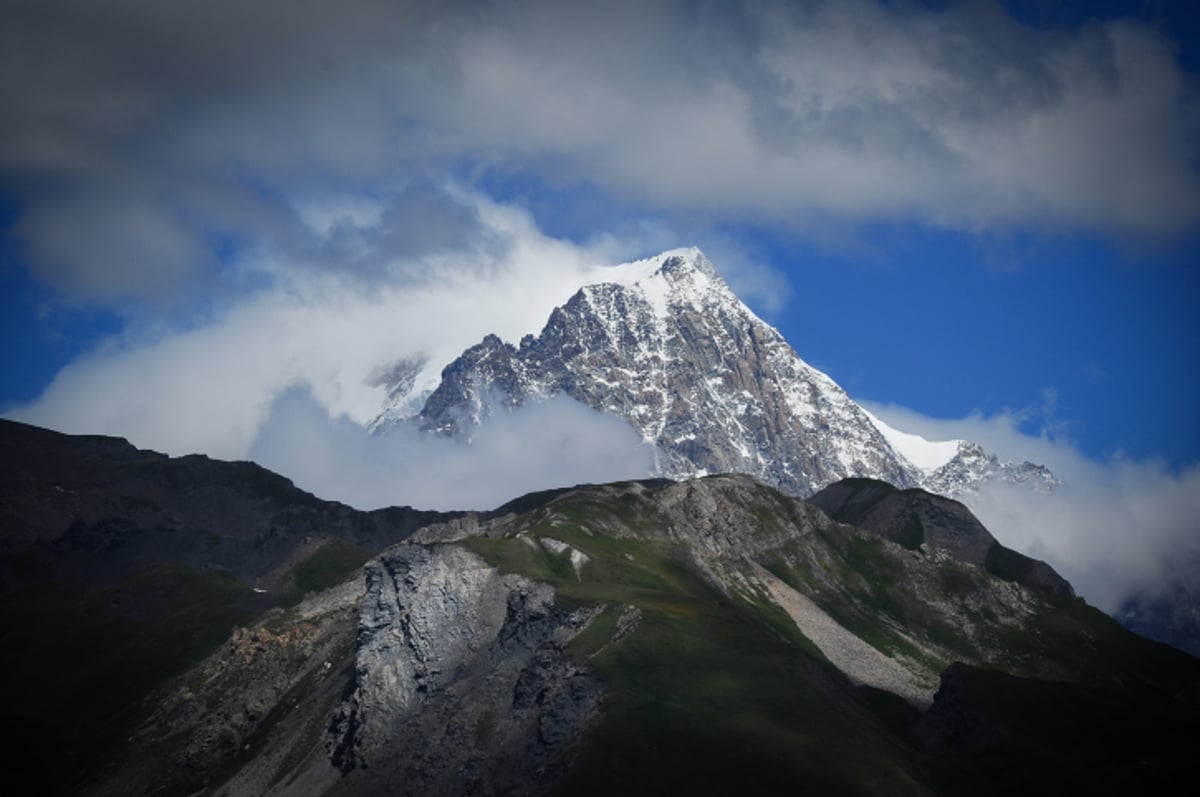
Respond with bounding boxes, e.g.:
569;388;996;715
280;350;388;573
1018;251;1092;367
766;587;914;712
373;248;1049;498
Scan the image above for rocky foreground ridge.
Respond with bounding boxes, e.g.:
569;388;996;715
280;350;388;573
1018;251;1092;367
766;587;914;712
3;421;1198;796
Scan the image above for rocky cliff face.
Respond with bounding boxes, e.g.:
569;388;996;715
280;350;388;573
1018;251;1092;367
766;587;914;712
326;544;603;796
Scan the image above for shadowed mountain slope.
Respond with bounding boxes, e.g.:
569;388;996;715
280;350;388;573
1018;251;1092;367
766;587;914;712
810;477;1074;598
0;419;460;794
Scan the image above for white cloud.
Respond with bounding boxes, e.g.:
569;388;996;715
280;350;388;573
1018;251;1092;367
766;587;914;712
968;460;1200;613
863;400;1200;613
249;387;655;511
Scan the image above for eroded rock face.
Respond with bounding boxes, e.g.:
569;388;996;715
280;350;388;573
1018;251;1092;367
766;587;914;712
328;544;603;796
340;546;511;735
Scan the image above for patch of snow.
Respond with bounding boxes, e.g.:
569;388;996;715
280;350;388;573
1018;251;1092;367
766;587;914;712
861;407;961;472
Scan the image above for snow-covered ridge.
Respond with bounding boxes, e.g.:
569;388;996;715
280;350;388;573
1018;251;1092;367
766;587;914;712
861;408;961;472
377;247;918;493
581;246;704;289
581;247;694;288
579;247;760;325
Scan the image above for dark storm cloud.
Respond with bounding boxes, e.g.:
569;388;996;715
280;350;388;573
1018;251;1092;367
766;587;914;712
2;0;1197;306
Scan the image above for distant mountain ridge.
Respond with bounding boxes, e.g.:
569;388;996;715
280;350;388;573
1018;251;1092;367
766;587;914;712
373;248;1054;499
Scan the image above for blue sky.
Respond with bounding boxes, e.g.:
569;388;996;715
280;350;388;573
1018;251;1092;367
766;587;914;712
1;0;1197;477
771;225;1200;466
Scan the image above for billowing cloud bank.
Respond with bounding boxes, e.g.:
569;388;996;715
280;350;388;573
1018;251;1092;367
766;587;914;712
7;194;610;458
250;388;656;512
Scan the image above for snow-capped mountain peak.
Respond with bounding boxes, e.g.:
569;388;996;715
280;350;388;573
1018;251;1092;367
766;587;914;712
578;247;753;324
371;247;1055;499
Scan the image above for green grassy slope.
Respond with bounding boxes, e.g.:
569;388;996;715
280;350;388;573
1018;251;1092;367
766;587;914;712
457;479;1200;796
462;490;929;795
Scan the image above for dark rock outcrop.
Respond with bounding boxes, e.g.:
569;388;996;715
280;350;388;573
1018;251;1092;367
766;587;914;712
0;418;459;795
810;478;1074;598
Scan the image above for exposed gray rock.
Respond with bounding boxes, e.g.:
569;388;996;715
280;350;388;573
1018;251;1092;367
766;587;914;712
370;249;1061;505
751;562;937;705
326;544;604;796
420;475;1071;707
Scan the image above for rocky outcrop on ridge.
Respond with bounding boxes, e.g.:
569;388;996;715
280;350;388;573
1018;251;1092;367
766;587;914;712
325;544;604;796
73;471;1200;797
